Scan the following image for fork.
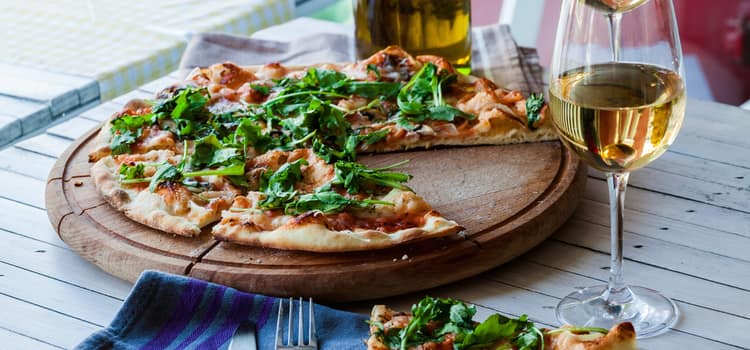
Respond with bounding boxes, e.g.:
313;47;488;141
276;297;318;350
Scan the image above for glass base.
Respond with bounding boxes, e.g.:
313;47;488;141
555;285;679;338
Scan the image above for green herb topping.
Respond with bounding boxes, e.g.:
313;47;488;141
526;93;545;130
369;296;602;350
394;63;475;130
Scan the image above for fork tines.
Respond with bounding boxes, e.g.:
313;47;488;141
276;297;318;350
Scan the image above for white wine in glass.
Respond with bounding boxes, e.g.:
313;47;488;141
549;0;684;338
582;0;650;13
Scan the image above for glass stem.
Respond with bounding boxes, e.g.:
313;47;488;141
607;12;622;61
605;172;633;309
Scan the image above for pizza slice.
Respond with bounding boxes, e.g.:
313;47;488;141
212;149;461;252
88;88;260;237
185;45;556;158
91;149;243;236
367;297;637;350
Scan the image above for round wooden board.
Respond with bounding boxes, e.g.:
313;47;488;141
46;127;586;302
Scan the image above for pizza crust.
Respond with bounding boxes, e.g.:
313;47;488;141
90;151;236;237
212;209;460;252
361;118;558;153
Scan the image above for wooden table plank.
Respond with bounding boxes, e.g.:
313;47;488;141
0;169;46;209
0;293;100;349
15;134;73;159
139;75;181;94
0;327;62;350
79;101;122;122
0;262;121;327
556;219;750;289
585;178;750;239
0;115;22;147
0;95;53;133
670;134;750;170
591;168;750;214
0;147;58;181
0;232;132;300
652;151;749;189
110;89;155;106
47;117;100;141
574;199;750;261
0;198;66;249
524;241;750;319
0;62;99;105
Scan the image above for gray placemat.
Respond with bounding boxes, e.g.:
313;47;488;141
180;24;544;94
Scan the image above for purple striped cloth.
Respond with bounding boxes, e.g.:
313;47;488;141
76;270;369;350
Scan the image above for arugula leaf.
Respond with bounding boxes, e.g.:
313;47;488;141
285;190;391;215
315;99;351;142
303;68;348;90
314;129;389;164
367;63;381;80
234;118;276;154
122;162;245;190
148;163;183;192
396;296;470;350
312;138;346;163
340;81;401;99
394;62;475;127
258;159;307;209
109;114;153;155
358;129;389;145
183;162;245;178
190;134;241;168
118;163;144;180
153;87;212;139
526;93;545;130
170;87;209;120
250;84;270;95
226;175;250;188
427;105;474;122
333;160;412;194
512;315;545;350
456;314;518;349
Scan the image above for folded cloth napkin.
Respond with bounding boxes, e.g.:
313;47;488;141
179;24;544;95
76;271;369;350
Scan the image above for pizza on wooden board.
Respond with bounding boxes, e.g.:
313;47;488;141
367;297;637;350
88;46;557;252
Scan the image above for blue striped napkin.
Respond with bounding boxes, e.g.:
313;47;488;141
76;270;369;350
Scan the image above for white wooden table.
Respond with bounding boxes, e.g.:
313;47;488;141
2;19;750;349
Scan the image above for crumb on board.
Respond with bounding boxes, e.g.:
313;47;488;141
401;254;408;260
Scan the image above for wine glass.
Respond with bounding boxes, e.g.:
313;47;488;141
548;0;685;338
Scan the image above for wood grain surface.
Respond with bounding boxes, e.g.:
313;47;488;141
46;127;586;302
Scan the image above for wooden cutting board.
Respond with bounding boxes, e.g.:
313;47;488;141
46;128;586;302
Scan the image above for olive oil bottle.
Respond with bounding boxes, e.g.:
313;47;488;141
353;0;471;74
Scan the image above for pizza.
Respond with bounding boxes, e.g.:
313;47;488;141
367;297;637;350
88;46;556;252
